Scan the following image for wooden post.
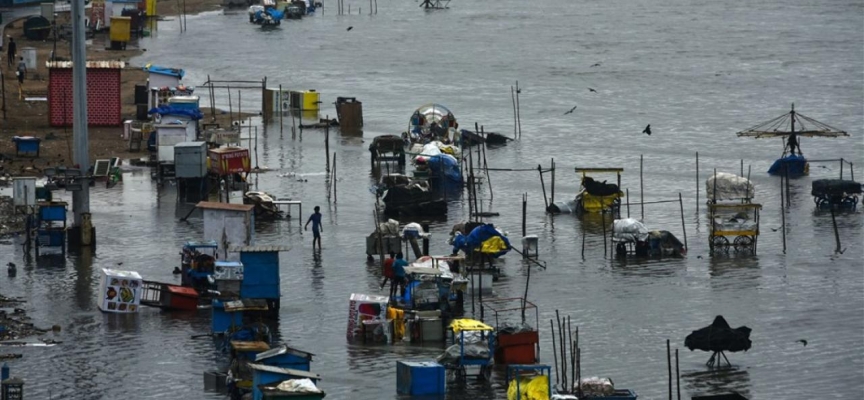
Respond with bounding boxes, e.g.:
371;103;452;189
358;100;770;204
333;152;337;203
581;217;586;259
785;164;791;207
522;193;527;238
551;319;559;387
667;339;672;400
601;210;607;258
515;80;522;139
780;169;786;253
740;158;744;178
539;165;549;211
511;86;517;139
227;85;233;125
831;206;842;253
325;116;330;173
1;70;6;120
482;126;492;200
695;152;699;213
676;348;681;400
208;75;215;121
640;154;645;220
279;84;284;134
551;158;555;204
679;193;687;251
626;188;631;218
238;90;241;122
840;158;844;180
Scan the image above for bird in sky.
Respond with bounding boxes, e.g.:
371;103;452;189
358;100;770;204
642;125;651;135
564;105;577;115
797;339;808;346
588;88;597;93
346;26;353;31
590;63;601;67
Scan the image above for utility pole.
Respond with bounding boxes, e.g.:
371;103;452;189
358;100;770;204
71;0;93;245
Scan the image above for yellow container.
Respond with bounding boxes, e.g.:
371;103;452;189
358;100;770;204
146;0;157;17
110;16;132;42
302;90;320;111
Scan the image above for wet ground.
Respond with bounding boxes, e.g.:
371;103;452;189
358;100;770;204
1;0;863;398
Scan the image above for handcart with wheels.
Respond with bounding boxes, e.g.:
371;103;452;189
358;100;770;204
440;318;495;382
709;203;762;254
812;179;861;211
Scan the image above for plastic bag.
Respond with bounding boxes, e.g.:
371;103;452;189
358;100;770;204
275;378;321;393
507;375;549;400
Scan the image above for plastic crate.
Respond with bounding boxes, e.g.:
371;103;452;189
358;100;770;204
396;361;444;395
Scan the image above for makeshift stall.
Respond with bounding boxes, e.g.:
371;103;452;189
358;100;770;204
346;293;390;343
437;319;495;382
811;179;861;210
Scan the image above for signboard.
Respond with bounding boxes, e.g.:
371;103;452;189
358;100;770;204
346;293;388;339
98;269;143;313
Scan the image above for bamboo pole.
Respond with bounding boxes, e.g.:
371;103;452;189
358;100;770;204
781;168;786;253
279;84;284;134
333;152;337;203
482;126;492;200
539;165;549;211
602;210;607;258
227;85;233;125
551;158;555;205
676;348;681;400
626;188;631;218
551;319;559;387
831;205;842;253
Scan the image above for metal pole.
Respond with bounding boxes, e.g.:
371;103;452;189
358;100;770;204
279;84;284;134
626;188;630;218
515;80;522;139
333;152;337;203
676;348;681;400
695;152;699;213
325;116;330;173
72;0;90;230
840;158;844;180
601;210;607;258
780;170;786;253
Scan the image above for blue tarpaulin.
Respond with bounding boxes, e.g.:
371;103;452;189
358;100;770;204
427;154;461;183
452;224;511;257
143;64;185;79
768;154;808;176
149;105;204;120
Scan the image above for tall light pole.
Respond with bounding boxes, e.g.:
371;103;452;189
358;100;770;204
71;0;92;245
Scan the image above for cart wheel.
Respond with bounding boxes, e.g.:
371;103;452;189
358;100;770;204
733;235;753;252
712;236;730;252
479;365;492;382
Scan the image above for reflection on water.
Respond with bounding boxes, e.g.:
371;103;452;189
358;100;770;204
682;367;751;399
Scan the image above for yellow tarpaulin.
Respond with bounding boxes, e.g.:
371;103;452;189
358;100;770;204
386;307;405;341
581;192;622;213
449;318;494;334
507;375;550;400
479;236;508;254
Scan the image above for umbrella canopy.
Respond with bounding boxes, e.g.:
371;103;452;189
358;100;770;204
685;316;752;353
736;104;848;139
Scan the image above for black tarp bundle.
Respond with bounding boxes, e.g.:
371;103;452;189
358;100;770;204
582;176;622;197
685;316;752;353
811;179;862;197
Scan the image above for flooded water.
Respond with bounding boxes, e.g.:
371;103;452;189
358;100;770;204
1;0;863;398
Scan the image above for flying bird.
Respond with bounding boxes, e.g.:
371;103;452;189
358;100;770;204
642;124;651;136
346;26;353;31
797;339;808;346
588;88;597;93
117;262;123;266
590;63;601;67
564;105;578;115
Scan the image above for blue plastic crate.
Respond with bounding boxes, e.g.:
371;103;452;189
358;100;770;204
396;361;445;396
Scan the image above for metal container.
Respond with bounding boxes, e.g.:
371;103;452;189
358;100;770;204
21;47;37;71
109;16;132;42
12;178;36;207
174;141;207;178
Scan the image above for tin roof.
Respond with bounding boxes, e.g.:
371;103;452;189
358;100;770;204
195;201;254;212
255;344;315;362
230;341;271;353
247;363;321;380
46;61;126;69
228;245;291;253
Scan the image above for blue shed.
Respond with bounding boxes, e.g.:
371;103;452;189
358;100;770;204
248;363;321;400
254;344;314;371
230;245;290;309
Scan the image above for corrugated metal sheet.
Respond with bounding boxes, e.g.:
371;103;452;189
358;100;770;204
45;61;126;69
247;363;321;380
229;245;291;253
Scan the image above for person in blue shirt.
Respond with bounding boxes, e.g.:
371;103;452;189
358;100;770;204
392;252;409;298
304;206;323;251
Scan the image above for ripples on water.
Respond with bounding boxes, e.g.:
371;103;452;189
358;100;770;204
1;0;862;398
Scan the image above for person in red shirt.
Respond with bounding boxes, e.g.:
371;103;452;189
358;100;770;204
380;252;396;291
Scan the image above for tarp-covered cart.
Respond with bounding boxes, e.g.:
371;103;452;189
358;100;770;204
369;134;406;169
549;168;624;216
811;179;861;210
437;319;495;382
612;218;686;257
709;204;762;254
